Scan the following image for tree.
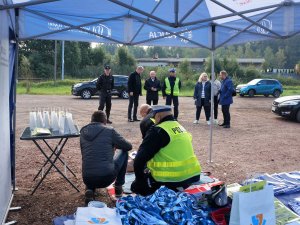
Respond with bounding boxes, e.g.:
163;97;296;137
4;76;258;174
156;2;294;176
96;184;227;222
91;47;106;66
19;40;55;78
178;59;192;80
146;46;167;58
205;57;222;75
78;42;92;67
263;47;275;71
113;47;136;74
64;41;81;76
274;48;287;69
244;43;256;58
19;55;33;93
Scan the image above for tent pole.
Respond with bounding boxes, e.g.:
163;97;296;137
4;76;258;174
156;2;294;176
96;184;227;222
209;24;216;163
12;8;19;191
54;40;57;84
61;40;64;80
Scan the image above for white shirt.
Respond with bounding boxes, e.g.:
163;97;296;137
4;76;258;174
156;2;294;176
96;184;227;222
201;81;206;98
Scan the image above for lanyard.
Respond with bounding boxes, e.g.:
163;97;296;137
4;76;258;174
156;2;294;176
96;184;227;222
116;186;214;225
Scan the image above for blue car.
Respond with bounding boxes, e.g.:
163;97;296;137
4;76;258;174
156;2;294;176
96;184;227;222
236;79;283;98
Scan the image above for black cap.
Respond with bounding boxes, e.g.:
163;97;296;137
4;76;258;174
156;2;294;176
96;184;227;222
152;105;173;114
104;65;111;70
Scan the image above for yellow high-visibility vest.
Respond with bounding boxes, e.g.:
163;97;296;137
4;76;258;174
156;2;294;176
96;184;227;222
147;121;201;182
165;77;180;96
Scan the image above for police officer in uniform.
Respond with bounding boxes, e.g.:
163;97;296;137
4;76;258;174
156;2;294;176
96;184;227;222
162;68;181;120
131;105;201;196
96;65;114;124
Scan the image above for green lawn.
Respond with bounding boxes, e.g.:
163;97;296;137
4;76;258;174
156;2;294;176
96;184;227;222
17;80;300;97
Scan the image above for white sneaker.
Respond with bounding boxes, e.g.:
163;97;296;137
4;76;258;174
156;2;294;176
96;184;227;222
214;119;218;125
193;120;199;124
207;121;211;125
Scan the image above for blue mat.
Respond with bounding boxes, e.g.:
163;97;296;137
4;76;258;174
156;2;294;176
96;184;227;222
245;171;300;216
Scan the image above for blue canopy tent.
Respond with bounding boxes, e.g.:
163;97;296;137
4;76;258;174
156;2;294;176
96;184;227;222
1;0;300;223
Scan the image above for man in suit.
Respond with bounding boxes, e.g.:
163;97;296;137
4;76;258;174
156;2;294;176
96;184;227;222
219;70;234;128
144;71;161;105
162;68;181;120
127;66;144;122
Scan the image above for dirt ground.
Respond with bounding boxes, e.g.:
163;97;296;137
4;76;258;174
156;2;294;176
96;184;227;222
6;94;300;224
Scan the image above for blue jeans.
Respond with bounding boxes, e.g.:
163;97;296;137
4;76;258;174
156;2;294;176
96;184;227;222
83;150;128;190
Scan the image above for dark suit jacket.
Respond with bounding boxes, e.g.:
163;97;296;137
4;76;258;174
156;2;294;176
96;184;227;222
144;78;161;100
193;81;211;107
128;71;142;95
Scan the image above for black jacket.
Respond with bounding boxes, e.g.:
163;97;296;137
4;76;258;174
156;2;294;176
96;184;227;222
144;77;161;100
128;71;142;95
96;74;114;92
80;123;132;178
140;110;155;139
134;115;173;181
193;81;211;107
162;76;182;96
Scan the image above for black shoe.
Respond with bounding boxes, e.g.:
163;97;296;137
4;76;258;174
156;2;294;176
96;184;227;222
223;125;231;128
107;119;112;124
133;118;140;122
128;119;134;122
218;123;225;126
114;185;123;198
85;189;94;205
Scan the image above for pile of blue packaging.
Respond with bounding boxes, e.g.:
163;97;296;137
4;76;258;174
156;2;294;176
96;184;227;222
116;186;214;225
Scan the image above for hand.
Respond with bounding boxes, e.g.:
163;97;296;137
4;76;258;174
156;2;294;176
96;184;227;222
163;96;166;100
129;92;133;96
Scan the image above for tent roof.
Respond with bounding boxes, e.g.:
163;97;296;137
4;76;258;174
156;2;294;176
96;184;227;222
1;0;300;49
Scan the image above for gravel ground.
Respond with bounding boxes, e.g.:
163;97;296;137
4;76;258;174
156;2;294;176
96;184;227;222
6;94;300;224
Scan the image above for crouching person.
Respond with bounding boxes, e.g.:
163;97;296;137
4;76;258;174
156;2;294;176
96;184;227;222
131;105;201;196
80;111;132;204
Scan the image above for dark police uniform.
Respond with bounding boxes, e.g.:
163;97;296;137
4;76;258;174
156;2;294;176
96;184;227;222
131;114;200;196
96;73;114;121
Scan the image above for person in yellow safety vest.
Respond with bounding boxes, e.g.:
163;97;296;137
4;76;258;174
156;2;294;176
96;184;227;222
162;68;182;120
131;105;201;196
139;104;155;139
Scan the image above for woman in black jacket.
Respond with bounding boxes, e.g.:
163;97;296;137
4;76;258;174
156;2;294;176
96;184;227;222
193;73;211;125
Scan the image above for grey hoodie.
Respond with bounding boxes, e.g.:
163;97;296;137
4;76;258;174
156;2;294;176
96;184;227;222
80;123;132;178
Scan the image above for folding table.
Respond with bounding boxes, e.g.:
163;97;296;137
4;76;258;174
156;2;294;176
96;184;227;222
20;127;80;195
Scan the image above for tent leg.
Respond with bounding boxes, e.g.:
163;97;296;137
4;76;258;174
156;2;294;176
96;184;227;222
208;24;216;163
12;8;19;191
208;51;215;163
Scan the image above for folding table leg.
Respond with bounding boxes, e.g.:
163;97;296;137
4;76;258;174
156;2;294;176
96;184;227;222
31;139;80;195
33;138;64;181
43;139;77;178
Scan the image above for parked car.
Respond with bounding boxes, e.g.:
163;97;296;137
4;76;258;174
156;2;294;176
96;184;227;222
272;95;300;122
236;79;283;97
71;75;129;99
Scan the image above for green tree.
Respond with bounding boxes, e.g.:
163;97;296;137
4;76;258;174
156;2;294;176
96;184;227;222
64;41;81;76
178;59;192;81
113;47;136;74
91;46;106;66
274;48;287;69
19;55;33;93
263;46;275;70
19;40;55;78
244;43;255;58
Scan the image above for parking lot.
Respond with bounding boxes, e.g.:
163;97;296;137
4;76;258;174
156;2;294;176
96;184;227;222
9;94;300;224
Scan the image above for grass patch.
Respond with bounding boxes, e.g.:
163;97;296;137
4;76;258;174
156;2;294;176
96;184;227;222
17;80;300;97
